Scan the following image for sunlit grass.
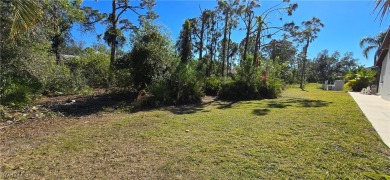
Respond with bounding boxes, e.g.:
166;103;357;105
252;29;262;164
2;84;390;179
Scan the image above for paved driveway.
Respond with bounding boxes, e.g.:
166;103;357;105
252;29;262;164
349;92;390;148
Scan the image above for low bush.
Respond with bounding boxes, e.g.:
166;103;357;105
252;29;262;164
145;82;173;106
218;80;280;101
74;47;110;87
344;67;376;92
1;77;40;107
218;57;282;100
204;76;223;96
112;68;133;93
344;79;370;92
218;80;259;100
169;63;203;104
136;63;204;107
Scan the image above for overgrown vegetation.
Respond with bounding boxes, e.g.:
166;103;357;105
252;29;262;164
1;0;365;110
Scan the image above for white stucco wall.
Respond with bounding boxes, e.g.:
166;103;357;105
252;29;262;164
379;45;390;101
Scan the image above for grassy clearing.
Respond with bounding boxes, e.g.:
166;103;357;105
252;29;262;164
1;84;390;179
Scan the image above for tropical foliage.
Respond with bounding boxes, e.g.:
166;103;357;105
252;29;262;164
375;0;390;22
344;66;377;92
359;31;386;59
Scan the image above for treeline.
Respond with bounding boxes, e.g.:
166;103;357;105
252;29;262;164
0;0;359;109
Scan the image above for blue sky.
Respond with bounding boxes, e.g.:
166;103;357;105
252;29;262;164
73;0;390;67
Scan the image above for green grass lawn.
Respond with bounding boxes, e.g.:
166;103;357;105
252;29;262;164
1;84;390;179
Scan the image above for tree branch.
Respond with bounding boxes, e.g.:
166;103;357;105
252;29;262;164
116;7;128;23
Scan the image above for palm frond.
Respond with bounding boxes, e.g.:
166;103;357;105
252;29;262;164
10;0;43;39
375;0;390;23
359;37;379;48
362;45;378;59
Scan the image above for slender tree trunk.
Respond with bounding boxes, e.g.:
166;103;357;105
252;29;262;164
52;3;61;64
110;0;117;68
108;0;117;85
199;21;204;61
300;39;310;90
211;21;218;76
300;58;307;89
55;48;61;64
221;11;229;77
205;31;210;76
52;34;62;64
208;32;215;77
291;69;296;84
253;17;262;67
243;12;252;63
208;43;214;77
227;27;232;75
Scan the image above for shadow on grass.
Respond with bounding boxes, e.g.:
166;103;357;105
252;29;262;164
44;93;135;117
44;92;331;117
44;93;218;117
216;101;238;109
268;102;291;109
164;98;240;114
267;98;331;109
163;97;217;115
165;104;205;115
252;108;270;116
284;98;332;107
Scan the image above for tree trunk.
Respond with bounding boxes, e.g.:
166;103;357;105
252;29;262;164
107;0;117;85
199;20;204;61
291;68;296;84
52;3;61;64
208;34;214;77
221;11;229;77
242;12;252;63
55;48;61;64
110;0;117;68
300;58;307;89
208;43;214;77
300;39;310;90
253;17;262;67
227;27;232;75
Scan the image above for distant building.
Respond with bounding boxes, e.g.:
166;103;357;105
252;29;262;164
61;54;80;60
375;27;390;101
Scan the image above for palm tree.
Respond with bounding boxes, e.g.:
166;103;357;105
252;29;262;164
7;0;43;39
359;31;386;59
375;0;390;22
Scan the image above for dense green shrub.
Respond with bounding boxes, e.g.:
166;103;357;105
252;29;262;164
27;55;88;95
122;22;175;91
1;75;41;107
258;84;280;99
143;82;173;107
112;69;133;92
169;63;203;104
75;46;110;87
218;80;259;100
1;41;97;107
141;63;204;107
204;76;223;96
218;57;282;100
260;58;283;98
345;79;371;92
115;22;203;107
0;34;47;106
344;67;376;92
